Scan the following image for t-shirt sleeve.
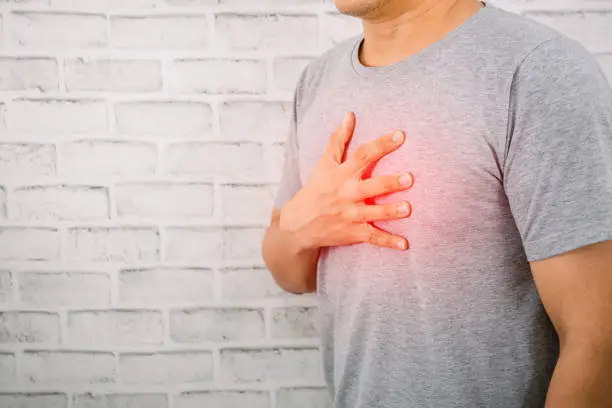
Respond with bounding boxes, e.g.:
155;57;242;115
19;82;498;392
503;36;612;262
273;69;307;210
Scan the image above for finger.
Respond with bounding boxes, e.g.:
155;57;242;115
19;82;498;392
324;112;356;163
358;224;409;250
344;201;412;223
342;130;405;177
353;172;414;200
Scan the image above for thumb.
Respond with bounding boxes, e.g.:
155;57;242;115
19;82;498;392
326;111;355;163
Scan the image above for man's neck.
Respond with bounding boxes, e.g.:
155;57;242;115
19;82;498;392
359;0;484;67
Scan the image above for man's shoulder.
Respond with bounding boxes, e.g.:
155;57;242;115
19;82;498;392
473;5;592;70
488;8;603;86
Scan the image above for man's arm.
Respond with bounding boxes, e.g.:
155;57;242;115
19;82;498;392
501;35;612;406
530;240;612;407
262;208;320;294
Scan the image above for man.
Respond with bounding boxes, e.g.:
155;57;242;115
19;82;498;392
262;0;612;407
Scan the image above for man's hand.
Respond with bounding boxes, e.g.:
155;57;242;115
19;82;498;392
279;111;415;251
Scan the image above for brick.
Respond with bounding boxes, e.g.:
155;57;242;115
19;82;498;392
220;101;292;142
0;393;67;408
273;57;311;92
0;353;16;383
0;227;60;261
170;59;266;94
9;12;107;48
177;391;269;408
0;312;61;343
223;227;266;261
119;351;213;384
11;185;109;221
220;0;322;5
164;227;223;262
220;184;275;222
6;99;107;134
73;394;168;408
165;142;263;179
219;347;321;382
66;310;163;346
0;58;58;92
0;270;13;304
525;12;612;53
52;0;158;9
166;0;218;6
73;394;167;408
65;59;162;93
276;387;331;408
0;144;56;180
111;16;209;49
216;14;318;52
598;54;612;85
2;0;158;8
220;268;284;300
21;351;116;384
60;140;157;177
116;183;213;219
66;227;159;262
0;187;5;219
119;267;214;305
60;0;157;7
19;272;110;307
320;12;362;50
170;308;264;342
115;101;212;137
271;307;318;339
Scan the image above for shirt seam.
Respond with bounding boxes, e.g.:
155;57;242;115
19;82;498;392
502;34;563;186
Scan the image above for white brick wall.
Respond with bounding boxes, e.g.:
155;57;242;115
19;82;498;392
0;0;609;407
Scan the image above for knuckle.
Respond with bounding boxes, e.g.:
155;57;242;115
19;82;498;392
384;176;397;190
353;145;371;163
366;229;378;244
358;208;370;223
370;142;384;157
343;206;361;222
354;181;368;198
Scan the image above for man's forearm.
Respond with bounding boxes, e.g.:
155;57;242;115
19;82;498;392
262;218;320;294
546;340;612;407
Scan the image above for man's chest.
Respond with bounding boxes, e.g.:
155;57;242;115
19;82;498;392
298;71;533;321
295;81;510;241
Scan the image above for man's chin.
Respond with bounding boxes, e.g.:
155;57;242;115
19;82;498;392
333;0;386;18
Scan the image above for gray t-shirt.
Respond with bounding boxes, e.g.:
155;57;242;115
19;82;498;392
274;3;612;407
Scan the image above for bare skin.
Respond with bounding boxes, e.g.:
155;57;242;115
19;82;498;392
262;112;414;294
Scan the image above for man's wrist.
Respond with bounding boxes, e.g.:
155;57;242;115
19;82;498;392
295;225;319;255
281;218;319;255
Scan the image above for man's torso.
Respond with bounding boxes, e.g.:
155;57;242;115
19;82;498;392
295;5;564;407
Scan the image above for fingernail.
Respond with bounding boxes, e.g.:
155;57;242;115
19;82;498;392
344;112;351;124
396;203;409;215
397;240;407;250
399;172;413;186
393;131;404;144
